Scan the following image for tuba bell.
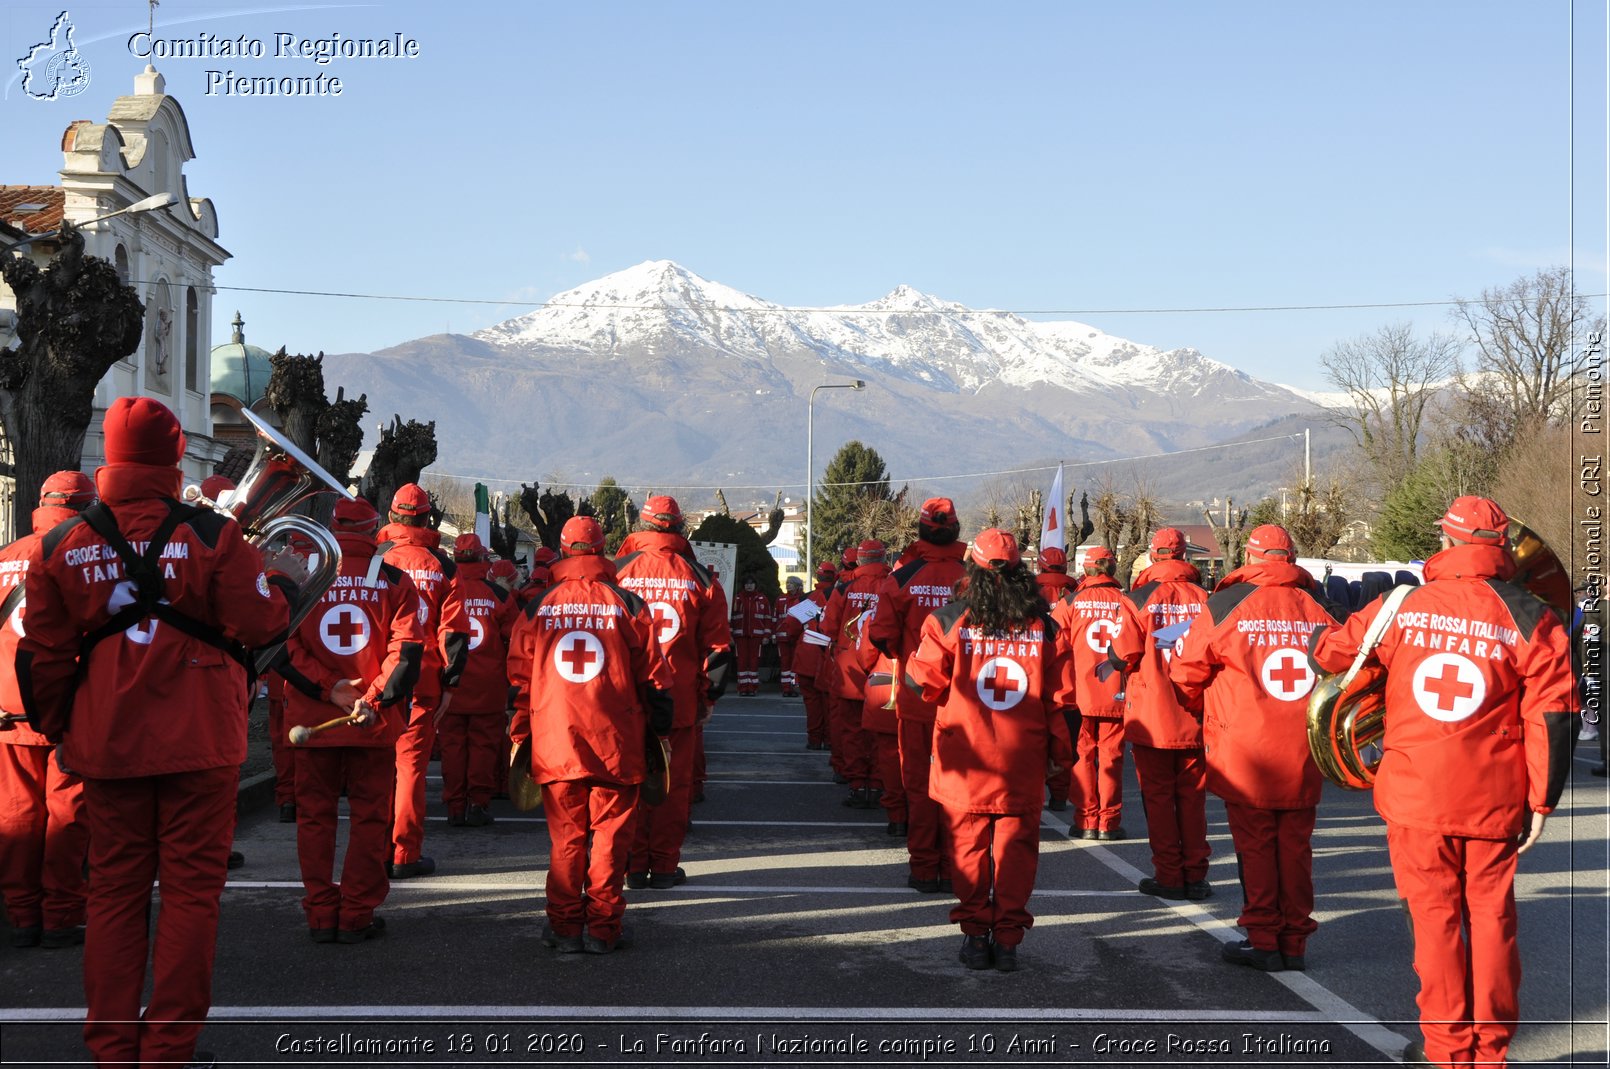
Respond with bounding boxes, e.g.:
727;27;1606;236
186;409;354;673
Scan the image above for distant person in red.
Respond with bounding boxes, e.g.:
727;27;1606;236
820;540;891;808
775;576;806;697
905;529;1076;972
511;516;675;952
18;397;300;1068
818;546;859;780
1309;498;1575;1068
613;496;732;889
1170;524;1342;974
779;561;837;749
730;576;775;696
378;484;471;880
439;534;519;827
869;497;968;891
0;471;94;950
1054;546;1128;839
1035;546;1074;608
516;546;558;606
1106;528;1213;900
279;498;424;944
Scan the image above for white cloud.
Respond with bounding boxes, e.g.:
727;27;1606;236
562;246;591;266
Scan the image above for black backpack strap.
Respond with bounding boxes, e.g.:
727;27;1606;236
0;584;24;626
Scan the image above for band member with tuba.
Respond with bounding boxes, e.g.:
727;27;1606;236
278;497;424;944
1169;524;1342;974
1308;497;1575;1068
17;398;302;1068
0;471;95;950
904;529;1076;972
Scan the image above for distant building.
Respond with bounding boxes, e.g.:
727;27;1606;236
0;65;230;538
209;311;276;452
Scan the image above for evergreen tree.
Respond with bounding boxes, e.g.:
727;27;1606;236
589;476;634;555
811;440;892;564
690;512;781;598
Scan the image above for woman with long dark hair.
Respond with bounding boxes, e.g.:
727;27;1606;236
904;529;1078;972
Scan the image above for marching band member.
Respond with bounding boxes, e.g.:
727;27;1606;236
439;534;518;827
820;540;891;810
730;575;774;696
779;561;837;748
774;575;806;697
1054;546;1128;839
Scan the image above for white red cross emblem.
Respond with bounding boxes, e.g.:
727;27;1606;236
108;580;159;645
9;595;24;638
1259;649;1315;702
319;604;371;656
649;601;681;645
1084;617;1118;655
554;630;606;684
1412;653;1486;722
468;615;485;651
974;656;1028;711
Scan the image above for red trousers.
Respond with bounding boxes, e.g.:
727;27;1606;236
869;728;904;820
1387;823;1521;1069
0;742;87;930
800;679;829;748
543;779;640;940
1072;716;1125;831
391;696;437;865
943;807;1040;946
629;724;696;874
1223;801;1317;956
834;696;874;785
692;721;706;793
438;711;504;812
268;692;294;807
294;746;394;933
777;641;797;690
735;637;763;692
898;717;946;880
1131;744;1210;886
80;766;236;1067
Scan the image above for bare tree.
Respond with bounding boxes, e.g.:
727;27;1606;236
1320;322;1462;492
1090;475;1160;584
1452;266;1605;447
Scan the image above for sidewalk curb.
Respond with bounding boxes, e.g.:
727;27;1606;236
237;769;278;816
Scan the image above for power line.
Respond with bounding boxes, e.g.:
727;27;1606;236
419;433;1306;495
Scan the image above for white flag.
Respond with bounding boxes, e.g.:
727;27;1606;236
1040;463;1066;555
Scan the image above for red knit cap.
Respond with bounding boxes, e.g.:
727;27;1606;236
453;533;488;562
1150;527;1186;559
640;494;683;530
39;470;95;509
968;528;1021;570
103;397;185;466
331;497;381;535
561;516;605;556
1437;496;1509;546
1245;524;1295;561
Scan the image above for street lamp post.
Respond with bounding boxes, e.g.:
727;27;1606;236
805;379;865;574
0;191;177;256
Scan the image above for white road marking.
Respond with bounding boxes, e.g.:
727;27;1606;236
214;881;1141;897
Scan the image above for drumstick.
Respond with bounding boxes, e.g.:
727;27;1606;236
288;713;362;745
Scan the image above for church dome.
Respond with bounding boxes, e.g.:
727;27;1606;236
210;311;273;406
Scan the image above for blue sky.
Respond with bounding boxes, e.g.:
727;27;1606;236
3;0;1605;389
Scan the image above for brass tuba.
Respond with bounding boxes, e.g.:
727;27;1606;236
1307;518;1572;790
186;409;355;672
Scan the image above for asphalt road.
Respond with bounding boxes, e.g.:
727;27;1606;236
1;693;1605;1068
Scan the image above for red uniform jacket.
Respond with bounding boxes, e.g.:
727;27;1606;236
1036;571;1074;608
507;554;674;784
819;562;892;701
774;592;804;643
1169;561;1342;810
613;530;732;728
1108;559;1209;749
905;603;1077;815
0;503;80;745
279;532;426;748
378;523;471;700
17;463;293;777
1053;574;1128;720
779;587;831;681
867;540;966;724
1308;544;1576;838
730;589;775;639
446;561;520;714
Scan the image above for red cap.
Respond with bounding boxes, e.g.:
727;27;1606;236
532;546;560;567
1081;546;1116;573
968;528;1021;570
1246;524;1295;561
488;559;518;582
1437;496;1509;546
103;397;185;466
331;497;381;535
857;538;886;564
561;515;605;556
840;546;860;568
453;533;488;562
39;470;95;509
1150;527;1186;559
1038;546;1067;572
639;494;683;530
390;483;431;518
919;497;959;528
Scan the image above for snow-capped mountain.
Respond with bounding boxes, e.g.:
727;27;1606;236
329;260;1334;502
